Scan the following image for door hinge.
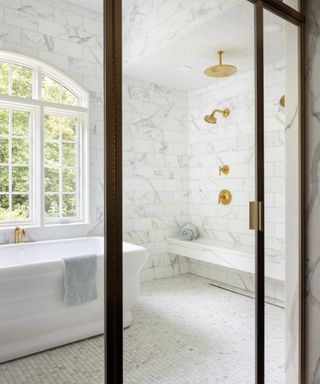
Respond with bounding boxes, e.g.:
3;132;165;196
249;201;264;231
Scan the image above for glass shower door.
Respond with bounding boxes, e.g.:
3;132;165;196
263;8;302;384
122;1;257;383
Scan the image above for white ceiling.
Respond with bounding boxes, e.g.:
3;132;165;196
124;2;284;91
68;0;102;13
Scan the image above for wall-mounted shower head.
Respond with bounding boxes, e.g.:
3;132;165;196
204;114;217;124
204;108;230;124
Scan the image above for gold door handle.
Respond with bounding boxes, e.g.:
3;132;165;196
249;201;263;231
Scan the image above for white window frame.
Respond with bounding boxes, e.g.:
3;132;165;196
0;51;89;229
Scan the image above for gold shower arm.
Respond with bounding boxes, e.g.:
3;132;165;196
208;108;230;119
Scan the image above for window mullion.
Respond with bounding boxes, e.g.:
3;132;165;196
59;117;63;219
77;117;81;221
37;106;43;227
35;66;42;100
8;110;12;221
8;63;12;96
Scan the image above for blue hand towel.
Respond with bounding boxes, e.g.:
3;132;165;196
179;224;199;241
63;255;98;306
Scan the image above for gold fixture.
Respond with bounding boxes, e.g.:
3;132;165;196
204;108;230;124
219;165;230;176
204;51;237;78
218;190;232;205
279;95;285;108
14;226;26;244
249;201;264;231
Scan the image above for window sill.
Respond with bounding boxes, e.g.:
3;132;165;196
0;221;91;231
43;221;91;228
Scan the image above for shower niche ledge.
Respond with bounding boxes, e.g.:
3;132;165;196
168;238;285;304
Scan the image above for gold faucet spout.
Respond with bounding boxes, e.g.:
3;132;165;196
21;227;26;241
14;227;19;244
14;226;26;244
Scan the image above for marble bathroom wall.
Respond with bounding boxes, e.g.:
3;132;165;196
124;61;285;282
0;0;104;243
306;1;320;383
123;77;189;281
123;0;242;66
188;62;286;253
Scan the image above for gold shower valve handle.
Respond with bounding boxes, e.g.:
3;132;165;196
219;165;230;176
218;190;232;205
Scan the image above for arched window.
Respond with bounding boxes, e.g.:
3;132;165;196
0;52;89;227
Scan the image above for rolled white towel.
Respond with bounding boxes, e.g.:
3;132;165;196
179;224;199;241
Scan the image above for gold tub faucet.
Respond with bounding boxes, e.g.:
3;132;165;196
14;226;26;244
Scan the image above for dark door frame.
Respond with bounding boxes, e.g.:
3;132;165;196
104;1;306;383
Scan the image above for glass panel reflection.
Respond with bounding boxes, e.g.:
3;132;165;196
123;1;256;383
264;9;301;384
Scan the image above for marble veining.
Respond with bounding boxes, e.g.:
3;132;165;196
306;1;320;383
123;76;190;281
124;61;286;282
188;62;285;254
123;0;242;66
0;0;104;244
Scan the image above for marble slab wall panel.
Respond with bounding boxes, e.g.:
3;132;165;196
0;0;104;243
188;62;285;254
123;76;190;281
306;1;320;383
123;0;242;66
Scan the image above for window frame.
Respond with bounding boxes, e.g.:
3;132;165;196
0;51;89;229
42;107;89;226
0;100;38;227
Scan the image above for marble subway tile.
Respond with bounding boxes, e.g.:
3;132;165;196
0;0;104;243
0;23;21;44
4;7;38;32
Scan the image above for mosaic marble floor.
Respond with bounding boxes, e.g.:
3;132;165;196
0;274;284;384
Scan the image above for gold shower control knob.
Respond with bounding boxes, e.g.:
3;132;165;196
218;190;232;205
219;165;230;175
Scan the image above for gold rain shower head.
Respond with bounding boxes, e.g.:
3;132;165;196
204;51;237;78
204;108;230;124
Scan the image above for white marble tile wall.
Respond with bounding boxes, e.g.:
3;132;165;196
306;1;320;382
188;62;286;254
123;0;241;66
124;63;285;282
123;77;189;281
0;0;104;243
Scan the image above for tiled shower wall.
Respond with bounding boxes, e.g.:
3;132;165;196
187;60;286;302
0;0;104;243
306;1;320;382
123;77;189;281
188;61;286;254
124;61;285;281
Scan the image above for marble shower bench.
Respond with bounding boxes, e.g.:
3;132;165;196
168;238;285;306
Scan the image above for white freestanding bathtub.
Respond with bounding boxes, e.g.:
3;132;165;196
0;237;147;363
